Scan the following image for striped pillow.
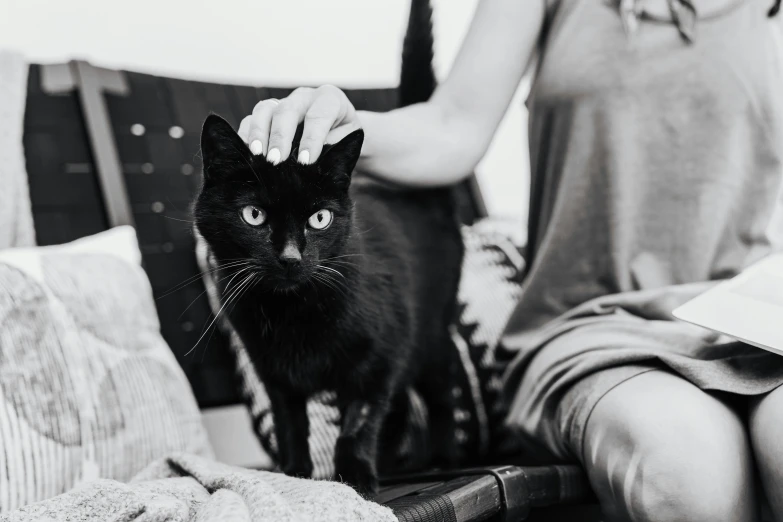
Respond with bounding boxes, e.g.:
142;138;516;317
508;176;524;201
0;226;212;511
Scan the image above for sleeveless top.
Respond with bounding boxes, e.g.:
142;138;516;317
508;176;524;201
499;0;783;458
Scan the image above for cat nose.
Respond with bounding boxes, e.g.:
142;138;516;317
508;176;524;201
279;243;302;266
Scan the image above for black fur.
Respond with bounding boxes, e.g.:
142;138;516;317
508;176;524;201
194;114;463;493
771;0;781;17
399;0;437;107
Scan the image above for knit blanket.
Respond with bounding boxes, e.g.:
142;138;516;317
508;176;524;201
0;453;395;522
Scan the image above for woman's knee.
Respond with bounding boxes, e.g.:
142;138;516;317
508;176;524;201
583;371;756;522
749;385;783;516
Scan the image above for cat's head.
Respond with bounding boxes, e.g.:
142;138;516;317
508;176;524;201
194;114;363;292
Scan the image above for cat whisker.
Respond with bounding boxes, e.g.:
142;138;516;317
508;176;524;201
316;265;345;279
177;266;254;321
206;260;253;276
201;272;259;363
178;287;211;321
311;272;349;298
206;263;255;286
185;271;255;356
320;259;360;270
210;257;257;263
226;273;260;320
352;226;377;237
320;257;361;265
190;270;249;341
157;260;251;300
310;273;332;291
317;270;348;287
161;215;195;224
320;254;365;261
315;268;353;297
319;257;362;271
198;270;256;345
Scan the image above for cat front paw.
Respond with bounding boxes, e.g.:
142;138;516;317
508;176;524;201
341;463;379;496
335;454;378;496
281;456;313;479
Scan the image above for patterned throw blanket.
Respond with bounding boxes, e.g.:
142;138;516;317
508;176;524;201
0;453;395;522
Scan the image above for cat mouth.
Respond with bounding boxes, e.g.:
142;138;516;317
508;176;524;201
273;278;308;293
270;270;310;292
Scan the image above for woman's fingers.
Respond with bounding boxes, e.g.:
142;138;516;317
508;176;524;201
266;88;315;164
237;115;252;143
245;98;280;156
242;85;359;165
298;85;349;164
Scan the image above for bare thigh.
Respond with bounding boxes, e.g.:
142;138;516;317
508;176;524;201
749;384;783;521
583;371;756;522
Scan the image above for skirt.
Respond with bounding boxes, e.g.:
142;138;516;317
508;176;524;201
499;286;783;462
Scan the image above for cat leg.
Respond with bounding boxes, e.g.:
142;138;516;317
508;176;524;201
334;395;391;495
377;391;413;473
267;386;313;478
417;340;460;469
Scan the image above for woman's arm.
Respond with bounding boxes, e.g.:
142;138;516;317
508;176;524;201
358;0;544;186
238;0;545;187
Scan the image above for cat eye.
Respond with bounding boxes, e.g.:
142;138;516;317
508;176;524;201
307;209;333;230
241;205;266;226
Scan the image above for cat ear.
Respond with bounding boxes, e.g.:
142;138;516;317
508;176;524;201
319;129;364;189
200;114;252;179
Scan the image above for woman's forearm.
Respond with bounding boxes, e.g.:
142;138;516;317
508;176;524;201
356;102;482;187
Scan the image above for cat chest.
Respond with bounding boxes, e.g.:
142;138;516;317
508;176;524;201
250;318;364;394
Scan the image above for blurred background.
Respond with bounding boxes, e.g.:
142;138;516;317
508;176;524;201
0;0;531;230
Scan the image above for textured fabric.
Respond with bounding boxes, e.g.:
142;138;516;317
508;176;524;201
0;227;212;512
0;453;396;522
500;0;783;460
195;219;525;475
0;51;35;249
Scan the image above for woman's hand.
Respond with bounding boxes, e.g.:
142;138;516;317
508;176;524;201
237;85;361;166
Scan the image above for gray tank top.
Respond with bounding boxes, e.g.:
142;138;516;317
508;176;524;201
501;0;783;411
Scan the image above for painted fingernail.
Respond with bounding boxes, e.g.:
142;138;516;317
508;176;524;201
267;148;281;165
298;150;310;165
249;140;263;155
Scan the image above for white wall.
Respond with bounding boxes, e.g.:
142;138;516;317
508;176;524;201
0;0;529;225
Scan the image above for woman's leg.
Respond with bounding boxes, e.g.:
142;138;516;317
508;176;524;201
749;384;783;519
583;371;756;522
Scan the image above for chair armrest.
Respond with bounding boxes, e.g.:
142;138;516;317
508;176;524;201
378;464;594;522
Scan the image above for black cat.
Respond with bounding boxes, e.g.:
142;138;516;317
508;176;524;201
194;115;464;493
